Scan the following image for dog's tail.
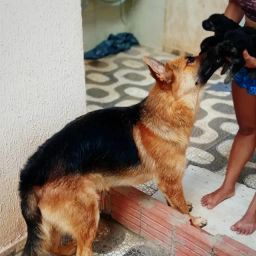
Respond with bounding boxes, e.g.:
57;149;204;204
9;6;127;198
19;182;43;256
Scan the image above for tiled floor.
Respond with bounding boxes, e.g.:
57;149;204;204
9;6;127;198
93;217;170;256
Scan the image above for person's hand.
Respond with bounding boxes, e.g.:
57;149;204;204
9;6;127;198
243;50;256;68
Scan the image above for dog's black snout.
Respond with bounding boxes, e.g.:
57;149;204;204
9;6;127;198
202;20;212;31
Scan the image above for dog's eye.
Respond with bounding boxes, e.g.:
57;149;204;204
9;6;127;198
216;58;222;63
186;56;195;65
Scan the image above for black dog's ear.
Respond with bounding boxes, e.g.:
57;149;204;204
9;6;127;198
202;19;214;31
202;13;221;31
200;35;222;53
144;57;173;85
230;46;238;55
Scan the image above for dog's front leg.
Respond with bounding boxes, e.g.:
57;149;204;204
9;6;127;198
157;172;207;228
157;173;190;214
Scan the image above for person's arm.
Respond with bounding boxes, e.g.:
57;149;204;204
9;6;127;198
224;0;244;23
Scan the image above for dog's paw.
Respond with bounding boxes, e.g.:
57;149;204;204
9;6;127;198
190;216;207;228
186;201;193;212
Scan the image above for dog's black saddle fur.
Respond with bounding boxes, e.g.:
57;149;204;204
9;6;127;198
19;102;144;191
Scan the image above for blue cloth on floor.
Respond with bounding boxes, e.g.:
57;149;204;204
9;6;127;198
84;33;139;60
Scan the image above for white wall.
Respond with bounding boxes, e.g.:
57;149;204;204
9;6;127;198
129;0;166;50
164;0;228;54
0;0;86;252
83;0;230;54
83;0;166;51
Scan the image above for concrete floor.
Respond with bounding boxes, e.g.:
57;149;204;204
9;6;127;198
153;166;256;250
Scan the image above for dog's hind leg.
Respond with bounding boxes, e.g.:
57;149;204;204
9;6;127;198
38;177;100;256
72;199;99;256
49;228;77;256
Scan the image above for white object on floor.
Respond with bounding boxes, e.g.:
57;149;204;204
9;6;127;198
152;165;256;250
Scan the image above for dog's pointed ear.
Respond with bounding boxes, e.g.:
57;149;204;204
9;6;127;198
144;56;173;85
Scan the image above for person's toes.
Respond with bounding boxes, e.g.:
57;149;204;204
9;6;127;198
206;202;214;209
201;195;208;203
232;223;245;234
244;229;250;235
201;200;208;207
231;224;238;232
201;195;211;207
240;228;247;235
245;225;254;235
236;228;243;234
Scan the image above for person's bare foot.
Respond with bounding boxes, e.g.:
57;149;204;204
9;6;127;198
201;186;235;209
231;214;256;235
231;194;256;235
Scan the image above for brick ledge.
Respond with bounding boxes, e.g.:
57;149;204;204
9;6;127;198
101;187;256;256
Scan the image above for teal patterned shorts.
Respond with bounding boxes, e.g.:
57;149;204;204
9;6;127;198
234;68;256;95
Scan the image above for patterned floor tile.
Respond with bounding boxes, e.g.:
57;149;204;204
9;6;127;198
93;215;171;256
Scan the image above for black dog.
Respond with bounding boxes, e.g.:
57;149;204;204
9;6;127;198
200;14;239;54
198;13;256;84
199;14;241;80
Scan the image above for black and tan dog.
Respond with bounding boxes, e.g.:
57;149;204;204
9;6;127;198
19;55;206;256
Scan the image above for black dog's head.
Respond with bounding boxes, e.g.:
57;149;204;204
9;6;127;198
221;29;256;73
202;13;239;34
198;46;225;84
224;29;255;57
218;40;242;65
198;39;243;84
200;35;222;54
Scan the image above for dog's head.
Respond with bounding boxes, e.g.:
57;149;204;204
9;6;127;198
218;40;241;64
144;55;203;98
202;13;239;34
198;46;225;84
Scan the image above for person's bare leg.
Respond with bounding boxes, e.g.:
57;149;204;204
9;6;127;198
201;81;256;209
231;193;256;235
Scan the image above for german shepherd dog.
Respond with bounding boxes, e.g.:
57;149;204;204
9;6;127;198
19;55;206;256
